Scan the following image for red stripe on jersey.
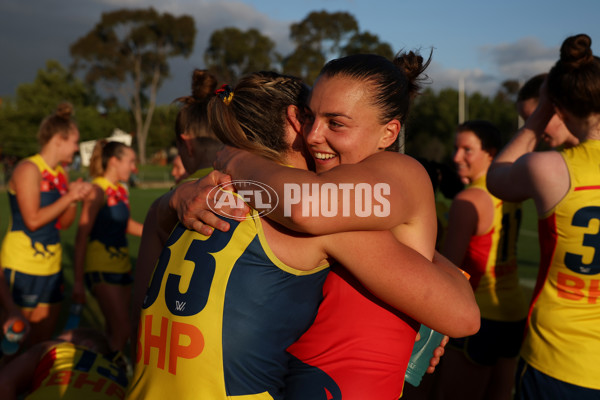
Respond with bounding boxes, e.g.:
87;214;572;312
31;347;59;390
524;214;559;340
574;185;600;191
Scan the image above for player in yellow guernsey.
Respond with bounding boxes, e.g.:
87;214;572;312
435;120;528;400
74;141;143;352
465;177;526;322
1;103;92;348
129;210;330;399
84;176;132;276
2;154;68;280
130;70;224;351
488;34;600;399
0;327;128;399
128;72;479;399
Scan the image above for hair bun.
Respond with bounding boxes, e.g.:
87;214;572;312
55;102;74;121
394;50;432;99
560;33;594;68
191;69;218;101
174;69;218;106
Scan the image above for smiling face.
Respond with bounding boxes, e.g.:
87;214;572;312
56;127;80;164
303;75;399;173
111;147;137;182
453;130;493;184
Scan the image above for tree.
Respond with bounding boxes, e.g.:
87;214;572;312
405;87;519;163
283;11;359;84
341;32;394;59
501;79;521;103
406;88;460;161
204;27;276;84
70;8;196;164
281;46;325;86
0;60;102;158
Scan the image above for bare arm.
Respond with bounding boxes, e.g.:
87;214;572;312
214;148;432;235
58;179;94;229
73;186;104;304
324;230;479;338
57;201;78;229
130;195;175;345
441;189;481;267
11;162;91;232
169;170;248;235
127;218;144;237
487;86;571;212
486;84;554;203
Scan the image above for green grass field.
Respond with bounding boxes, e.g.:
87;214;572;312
0;186;542;339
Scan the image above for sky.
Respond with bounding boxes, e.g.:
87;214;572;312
1;0;600;105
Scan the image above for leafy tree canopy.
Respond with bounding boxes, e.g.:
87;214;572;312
341;32;394;59
70;7;196;163
283;11;359;84
204;27;276;84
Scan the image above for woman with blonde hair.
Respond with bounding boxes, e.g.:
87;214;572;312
168;52;480;399
1;102;92;348
74;139;142;351
128;70;478;399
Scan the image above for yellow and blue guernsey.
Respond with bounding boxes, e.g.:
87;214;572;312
1;154;68;276
522;139;600;389
26;342;128;400
85;177;131;274
462;175;528;321
127;208;330;400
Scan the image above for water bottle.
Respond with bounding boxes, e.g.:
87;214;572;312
64;303;83;331
405;324;444;387
1;319;26;355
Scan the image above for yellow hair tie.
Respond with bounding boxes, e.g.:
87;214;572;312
216;84;234;106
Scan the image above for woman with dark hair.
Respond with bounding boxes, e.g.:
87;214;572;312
1;103;92;348
128;68;478;400
74;140;142;351
185;52;479;399
487;33;600;399
433;120;527;400
517;73;578;149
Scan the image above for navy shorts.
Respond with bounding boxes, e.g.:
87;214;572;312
449;317;526;366
4;268;64;308
514;358;600;399
85;271;133;291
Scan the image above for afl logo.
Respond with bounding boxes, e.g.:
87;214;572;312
207;180;278;220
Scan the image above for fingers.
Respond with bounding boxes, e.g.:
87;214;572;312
215;172;234;192
190;220;214;236
432;345;445;359
183;210;231;234
197;210;231;232
440;335;449;347
68;181;93;201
